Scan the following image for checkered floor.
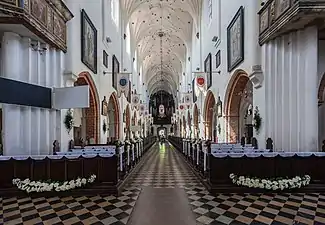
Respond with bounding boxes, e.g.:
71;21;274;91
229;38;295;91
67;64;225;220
126;142;202;188
2;143;325;224
1;187;140;225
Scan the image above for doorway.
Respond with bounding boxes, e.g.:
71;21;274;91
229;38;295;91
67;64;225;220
157;126;167;137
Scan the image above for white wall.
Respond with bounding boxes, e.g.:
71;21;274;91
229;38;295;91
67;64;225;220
318;41;325;148
0;32;63;155
190;0;260;144
65;0;124;143
262;26;319;152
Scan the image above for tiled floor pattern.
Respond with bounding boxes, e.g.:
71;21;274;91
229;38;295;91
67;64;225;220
1;143;325;224
126;142;202;188
140;143;325;225
1;187;140;225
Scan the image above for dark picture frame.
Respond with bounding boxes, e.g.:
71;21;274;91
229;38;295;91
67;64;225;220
112;55;119;90
204;53;212;90
192;78;197;103
81;9;97;74
103;50;108;68
216;50;221;68
227;6;244;72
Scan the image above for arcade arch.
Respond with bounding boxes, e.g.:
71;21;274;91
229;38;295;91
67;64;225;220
73;72;100;144
224;70;253;143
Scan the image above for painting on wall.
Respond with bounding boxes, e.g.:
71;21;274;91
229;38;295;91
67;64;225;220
192;78;197;103
112;55;120;90
216;50;221;68
204;53;212;90
103;50;108;68
227;6;244;72
81;9;97;74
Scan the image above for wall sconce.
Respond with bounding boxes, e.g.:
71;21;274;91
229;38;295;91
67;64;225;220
212;36;218;42
106;36;112;43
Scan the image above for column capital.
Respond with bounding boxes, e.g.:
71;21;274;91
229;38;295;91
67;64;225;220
249;65;264;89
3;32;20;39
63;71;78;87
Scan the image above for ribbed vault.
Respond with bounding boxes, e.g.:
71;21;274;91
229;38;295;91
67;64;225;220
121;0;201;95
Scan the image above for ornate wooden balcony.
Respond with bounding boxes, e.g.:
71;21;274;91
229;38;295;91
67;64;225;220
0;0;73;52
258;0;325;45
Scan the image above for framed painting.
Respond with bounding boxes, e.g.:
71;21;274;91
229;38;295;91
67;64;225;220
204;53;212;90
81;9;97;74
227;6;244;72
112;55;119;90
216;50;221;68
103;50;108;68
192;78;197;103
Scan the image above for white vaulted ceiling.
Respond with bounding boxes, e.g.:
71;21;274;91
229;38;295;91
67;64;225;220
121;0;201;95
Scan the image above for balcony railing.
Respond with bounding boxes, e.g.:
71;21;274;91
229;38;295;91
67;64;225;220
258;0;325;45
0;0;73;52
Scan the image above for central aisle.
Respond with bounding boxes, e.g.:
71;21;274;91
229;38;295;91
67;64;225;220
127;142;202;188
126;142;200;225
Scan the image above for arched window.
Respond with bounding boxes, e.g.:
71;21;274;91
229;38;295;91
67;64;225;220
111;0;119;27
208;0;212;21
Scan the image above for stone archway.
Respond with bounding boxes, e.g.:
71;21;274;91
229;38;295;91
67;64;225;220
183;115;186;138
125;105;131;138
74;72;100;144
224;70;253;143
187;111;191;135
204;91;216;140
193;104;199;138
179;119;182;137
108;93;120;139
318;73;325;148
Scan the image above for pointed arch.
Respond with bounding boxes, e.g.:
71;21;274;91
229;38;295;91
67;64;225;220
224;69;252;142
75;71;100;143
108;92;120;139
204;91;216;140
193;104;199;138
318;72;325;106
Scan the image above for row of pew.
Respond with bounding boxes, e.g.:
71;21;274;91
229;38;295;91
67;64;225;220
0;136;157;196
168;136;325;193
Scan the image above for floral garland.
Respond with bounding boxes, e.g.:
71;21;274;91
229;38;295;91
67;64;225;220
114;140;124;147
102;120;107;133
12;175;96;193
253;106;262;134
64;109;74;134
229;173;311;190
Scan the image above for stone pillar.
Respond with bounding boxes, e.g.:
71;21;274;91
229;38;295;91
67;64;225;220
1;32;23;155
119;97;125;140
249;1;265;149
302;26;318;151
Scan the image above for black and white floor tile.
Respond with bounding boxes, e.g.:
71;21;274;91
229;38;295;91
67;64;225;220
1;143;325;224
1;187;140;225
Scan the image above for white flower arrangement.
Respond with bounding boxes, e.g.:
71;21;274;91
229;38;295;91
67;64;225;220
12;175;96;193
114;140;124;147
229;173;311;190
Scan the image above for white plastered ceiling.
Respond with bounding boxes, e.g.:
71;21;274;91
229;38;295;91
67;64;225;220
121;0;201;95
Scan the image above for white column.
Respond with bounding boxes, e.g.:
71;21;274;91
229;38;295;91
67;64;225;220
1;32;23;155
20;37;32;154
289;32;298;151
119;97;124;140
303;26;318;151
